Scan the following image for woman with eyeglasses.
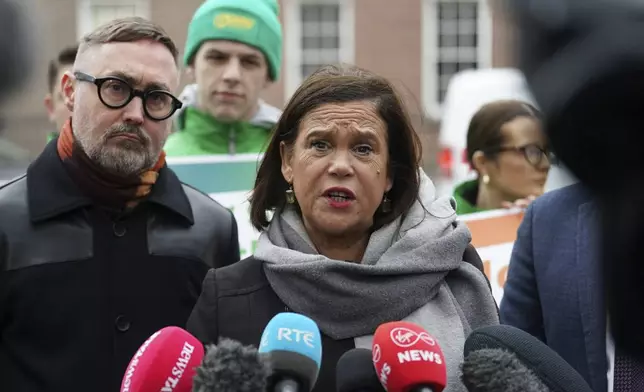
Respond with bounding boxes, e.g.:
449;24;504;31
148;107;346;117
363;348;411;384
453;100;550;215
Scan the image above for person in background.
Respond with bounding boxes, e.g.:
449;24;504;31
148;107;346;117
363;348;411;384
44;45;77;141
164;0;282;155
0;17;240;392
453;100;550;215
187;64;499;392
499;182;619;392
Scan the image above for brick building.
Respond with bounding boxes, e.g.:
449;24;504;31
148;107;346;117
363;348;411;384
2;0;515;174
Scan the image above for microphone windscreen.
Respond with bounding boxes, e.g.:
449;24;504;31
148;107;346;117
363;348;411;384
461;348;549;392
336;348;385;392
120;326;204;392
258;312;322;391
464;325;592;392
371;321;447;392
192;338;270;392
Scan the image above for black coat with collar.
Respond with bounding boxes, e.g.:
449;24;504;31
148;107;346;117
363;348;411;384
0;141;240;392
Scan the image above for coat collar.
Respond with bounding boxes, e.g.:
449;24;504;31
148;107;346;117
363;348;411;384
27;140;194;225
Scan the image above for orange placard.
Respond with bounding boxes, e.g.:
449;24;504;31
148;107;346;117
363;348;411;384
463;211;525;248
460;210;526;303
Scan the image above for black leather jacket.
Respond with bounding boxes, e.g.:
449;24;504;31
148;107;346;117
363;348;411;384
0;141;240;392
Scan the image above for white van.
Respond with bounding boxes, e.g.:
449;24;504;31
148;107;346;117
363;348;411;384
437;68;537;189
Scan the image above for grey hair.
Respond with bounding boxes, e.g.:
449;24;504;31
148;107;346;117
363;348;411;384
78;16;178;63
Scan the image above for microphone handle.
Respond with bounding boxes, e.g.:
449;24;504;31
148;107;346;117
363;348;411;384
274;378;300;392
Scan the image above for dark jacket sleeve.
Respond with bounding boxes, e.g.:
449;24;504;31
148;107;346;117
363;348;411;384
499;202;547;342
0;230;6;330
187;268;219;345
214;210;240;268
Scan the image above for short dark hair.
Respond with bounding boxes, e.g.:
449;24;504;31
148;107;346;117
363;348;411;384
466;99;542;168
79;17;178;63
250;64;423;232
48;45;78;93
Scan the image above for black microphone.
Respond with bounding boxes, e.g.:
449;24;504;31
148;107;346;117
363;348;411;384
464;325;592;392
336;348;385;392
192;338;271;392
461;348;549;392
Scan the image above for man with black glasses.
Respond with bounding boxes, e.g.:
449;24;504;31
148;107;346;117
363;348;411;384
0;17;240;392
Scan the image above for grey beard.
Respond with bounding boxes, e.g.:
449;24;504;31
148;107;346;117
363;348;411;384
90;145;155;176
75;123;158;176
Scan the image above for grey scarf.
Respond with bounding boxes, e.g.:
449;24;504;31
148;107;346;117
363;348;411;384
255;170;499;341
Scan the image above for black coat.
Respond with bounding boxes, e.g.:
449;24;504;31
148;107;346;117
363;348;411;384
187;247;489;392
0;141;241;392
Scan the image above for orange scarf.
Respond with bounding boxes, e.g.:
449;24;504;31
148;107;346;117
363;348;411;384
57;119;166;210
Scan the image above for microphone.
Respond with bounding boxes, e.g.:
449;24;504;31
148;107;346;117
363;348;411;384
120;326;204;392
464;325;593;392
192;337;271;392
258;312;323;392
371;321;447;392
336;348;385;392
461;348;549;392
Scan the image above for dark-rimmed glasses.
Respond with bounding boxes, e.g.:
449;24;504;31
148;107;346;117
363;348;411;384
74;71;182;121
487;143;552;168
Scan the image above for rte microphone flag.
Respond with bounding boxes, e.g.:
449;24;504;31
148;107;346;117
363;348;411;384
259;312;323;392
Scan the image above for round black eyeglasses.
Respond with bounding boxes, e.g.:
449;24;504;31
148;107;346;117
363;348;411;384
74;71;183;121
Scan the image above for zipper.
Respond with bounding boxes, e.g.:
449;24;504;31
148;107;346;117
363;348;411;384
228;125;236;154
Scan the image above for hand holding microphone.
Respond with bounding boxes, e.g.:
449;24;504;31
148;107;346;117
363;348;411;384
120;326;204;392
259;312;323;392
371;321;447;392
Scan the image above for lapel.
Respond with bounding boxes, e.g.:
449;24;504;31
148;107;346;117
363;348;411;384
576;200;608;392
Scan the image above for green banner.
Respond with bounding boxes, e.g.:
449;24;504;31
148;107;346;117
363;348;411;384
166;154;264;259
167;154;262;194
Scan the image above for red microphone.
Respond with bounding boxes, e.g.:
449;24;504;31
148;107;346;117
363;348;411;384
371;321;447;392
120;326;204;392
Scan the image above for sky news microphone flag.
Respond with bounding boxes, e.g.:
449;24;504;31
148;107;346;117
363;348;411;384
119;326;204;392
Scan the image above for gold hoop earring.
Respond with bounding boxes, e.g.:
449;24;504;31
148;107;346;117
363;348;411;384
482;174;490;185
381;193;391;213
285;184;296;204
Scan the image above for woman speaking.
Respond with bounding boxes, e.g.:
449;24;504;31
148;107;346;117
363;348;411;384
187;64;499;392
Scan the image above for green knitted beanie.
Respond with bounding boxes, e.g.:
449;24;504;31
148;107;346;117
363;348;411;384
184;0;283;81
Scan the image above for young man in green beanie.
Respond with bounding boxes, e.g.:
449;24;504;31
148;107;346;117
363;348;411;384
165;0;282;156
